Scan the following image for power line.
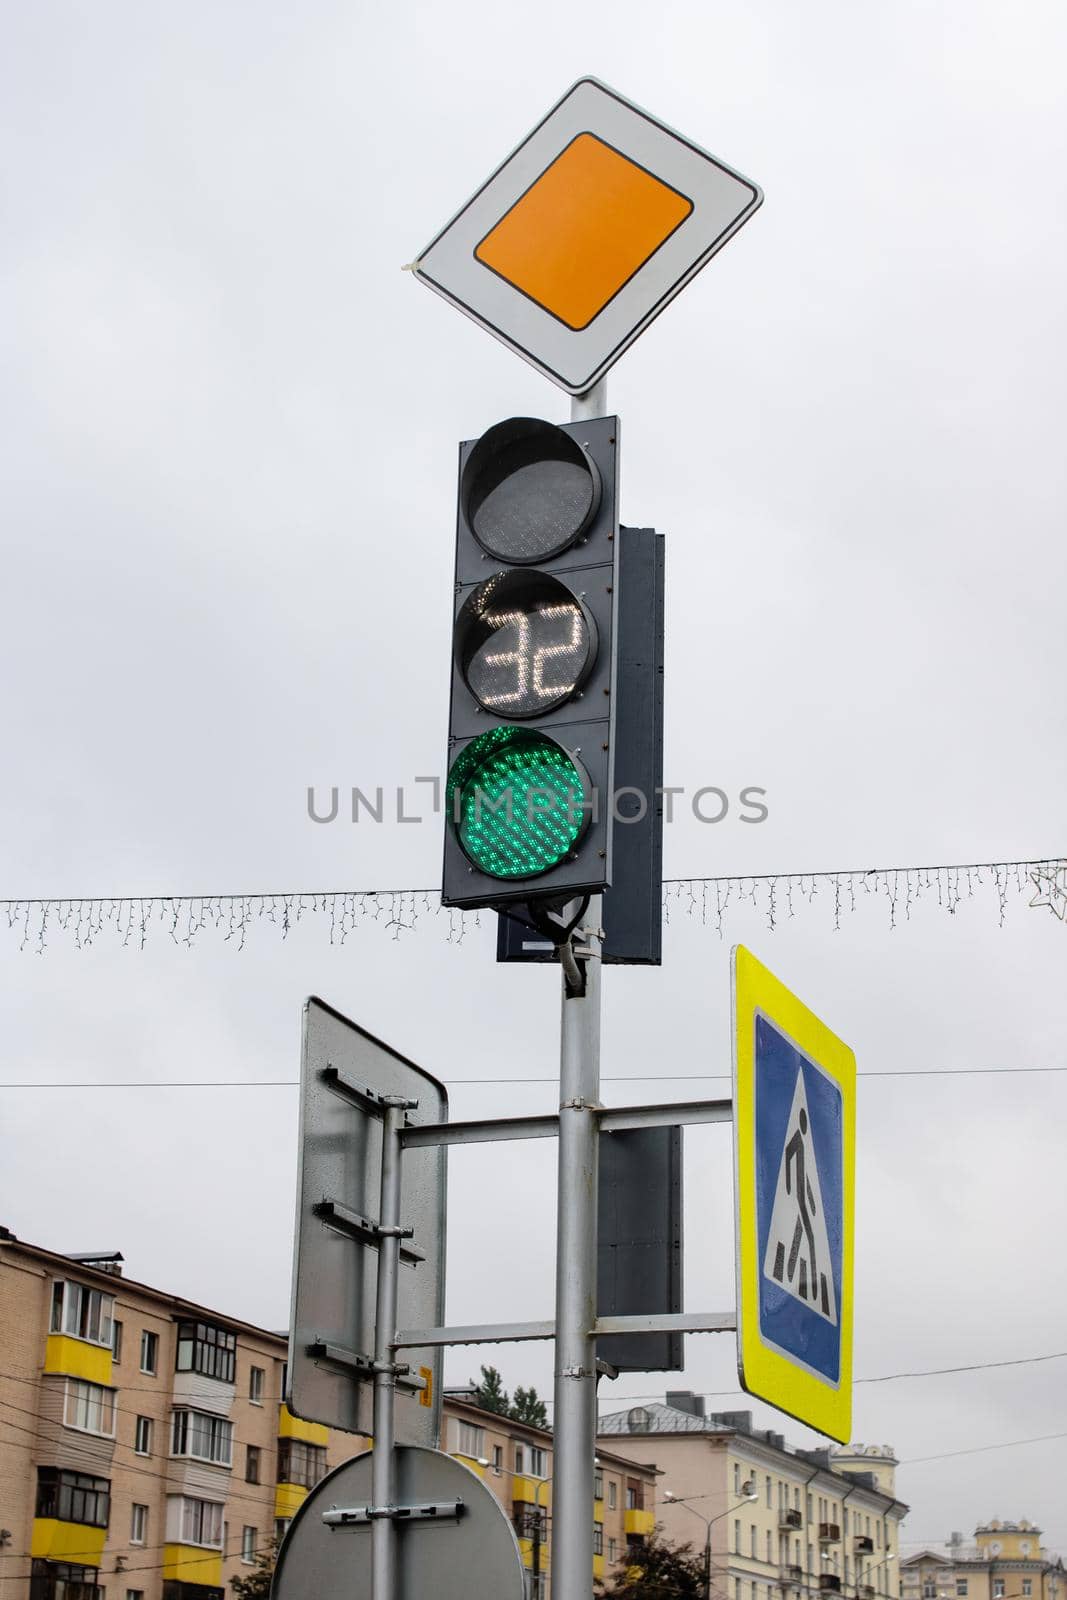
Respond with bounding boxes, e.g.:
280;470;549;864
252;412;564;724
902;1431;1067;1465
3;1066;1067;1090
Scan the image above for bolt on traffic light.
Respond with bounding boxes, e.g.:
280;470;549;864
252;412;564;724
442;415;619;909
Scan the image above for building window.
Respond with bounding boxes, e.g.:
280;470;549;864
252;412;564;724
923;1582;937;1598
1023;1585;1032;1598
134;1415;153;1455
63;1380;116;1438
751;1526;758;1558
29;1560;103;1600
277;1438;327;1489
530;1447;548;1479
455;1421;485;1459
735;1521;742;1554
594;1469;604;1500
807;1495;813;1522
246;1445;261;1484
993;1584;1005;1599
767;1531;773;1562
131;1503;148;1545
608;1480;617;1510
957;1583;968;1597
166;1495;224;1548
111;1320;124;1363
609;1538;618;1562
249;1366;265;1404
735;1463;742;1494
241;1527;257;1564
35;1468;110;1528
515;1445;525;1474
127;1592;145;1600
767;1476;773;1507
274;1518;291;1544
171;1409;234;1467
174;1320;236;1383
594;1523;604;1556
49;1281;115;1348
492;1445;503;1474
140;1330;159;1375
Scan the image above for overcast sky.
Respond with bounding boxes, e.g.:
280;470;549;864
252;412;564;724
2;0;1066;1563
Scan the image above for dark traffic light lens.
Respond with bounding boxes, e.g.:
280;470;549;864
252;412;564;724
447;727;592;880
461;417;601;564
456;571;597;718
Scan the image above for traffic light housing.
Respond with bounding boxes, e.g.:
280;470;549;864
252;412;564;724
442;415;619;909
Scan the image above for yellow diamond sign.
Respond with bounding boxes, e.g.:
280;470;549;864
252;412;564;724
412;78;762;395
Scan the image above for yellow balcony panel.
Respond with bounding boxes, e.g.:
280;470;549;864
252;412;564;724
518;1536;534;1568
512;1476;552;1507
594;1553;606;1580
278;1403;328;1444
31;1520;106;1564
275;1483;308;1520
625;1508;656;1537
162;1545;223;1586
595;1498;604;1520
43;1335;112;1386
452;1453;486;1478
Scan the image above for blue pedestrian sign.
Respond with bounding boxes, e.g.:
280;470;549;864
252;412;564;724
732;946;855;1442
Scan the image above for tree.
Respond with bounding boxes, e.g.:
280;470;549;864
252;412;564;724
230;1539;279;1599
470;1363;511;1416
594;1532;707;1599
510;1385;548;1429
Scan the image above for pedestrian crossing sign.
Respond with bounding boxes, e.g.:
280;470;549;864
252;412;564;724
732;946;855;1442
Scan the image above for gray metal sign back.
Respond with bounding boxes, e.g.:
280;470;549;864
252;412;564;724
287;998;447;1447
270;1445;526;1600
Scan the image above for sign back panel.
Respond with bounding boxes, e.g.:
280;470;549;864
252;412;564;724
732;946;855;1442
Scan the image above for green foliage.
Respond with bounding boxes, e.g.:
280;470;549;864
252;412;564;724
469;1367;549;1429
230;1539;279;1599
471;1363;511;1415
510;1385;548;1429
594;1532;707;1599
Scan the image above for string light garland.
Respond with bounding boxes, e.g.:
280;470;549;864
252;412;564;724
0;856;1062;953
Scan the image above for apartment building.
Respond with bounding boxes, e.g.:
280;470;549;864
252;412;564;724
0;1228;660;1600
901;1522;1065;1600
443;1388;659;1597
0;1229;362;1600
598;1392;908;1600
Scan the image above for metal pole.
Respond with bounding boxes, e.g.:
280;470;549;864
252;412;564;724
550;901;602;1600
705;1524;712;1600
549;378;609;1600
371;1099;407;1600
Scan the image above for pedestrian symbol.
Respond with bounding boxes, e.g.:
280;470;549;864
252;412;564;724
732;946;855;1443
762;1069;837;1326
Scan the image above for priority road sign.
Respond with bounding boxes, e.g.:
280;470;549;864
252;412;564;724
411;77;762;395
732;946;855;1442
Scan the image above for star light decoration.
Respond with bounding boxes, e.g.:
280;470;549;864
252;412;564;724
1029;864;1067;921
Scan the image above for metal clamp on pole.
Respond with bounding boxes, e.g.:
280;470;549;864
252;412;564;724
324;1501;465;1529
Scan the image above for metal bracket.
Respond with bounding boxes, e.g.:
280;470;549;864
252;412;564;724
320;1066;419;1120
323;1500;465;1528
561;1096;602;1112
306;1341;427;1391
313;1199;425;1265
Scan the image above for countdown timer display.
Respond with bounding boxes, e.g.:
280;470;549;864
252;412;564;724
457;570;597;718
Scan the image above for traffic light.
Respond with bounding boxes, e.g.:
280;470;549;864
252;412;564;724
442;415;619;909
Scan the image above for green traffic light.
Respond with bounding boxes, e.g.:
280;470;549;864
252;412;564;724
447;726;591;880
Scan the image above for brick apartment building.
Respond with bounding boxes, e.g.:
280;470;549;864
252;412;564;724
0;1228;658;1600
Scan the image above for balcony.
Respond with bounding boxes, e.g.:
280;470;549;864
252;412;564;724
625;1509;656;1538
780;1566;805;1585
780;1509;803;1531
819;1577;842;1594
858;1585;876;1597
855;1537;875;1555
819;1524;842;1544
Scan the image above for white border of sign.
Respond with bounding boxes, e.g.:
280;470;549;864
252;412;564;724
412;76;763;396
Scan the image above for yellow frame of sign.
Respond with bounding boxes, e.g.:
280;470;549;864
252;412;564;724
732;946;855;1442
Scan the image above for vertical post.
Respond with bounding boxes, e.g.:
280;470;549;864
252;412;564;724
705;1526;713;1600
550;377;609;1600
371;1098;408;1600
551;900;603;1600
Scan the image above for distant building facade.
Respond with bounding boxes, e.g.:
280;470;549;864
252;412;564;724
902;1521;1065;1600
598;1393;908;1600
